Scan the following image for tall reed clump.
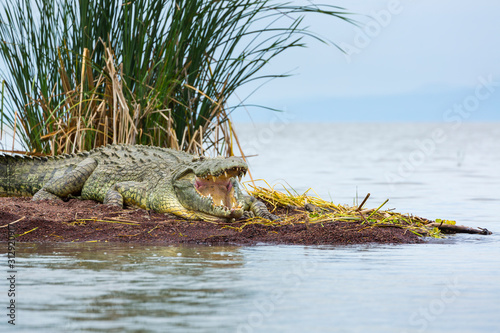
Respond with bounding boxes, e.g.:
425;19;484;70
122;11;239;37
0;0;351;156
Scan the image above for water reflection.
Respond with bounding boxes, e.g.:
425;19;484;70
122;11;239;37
10;243;248;332
0;237;499;332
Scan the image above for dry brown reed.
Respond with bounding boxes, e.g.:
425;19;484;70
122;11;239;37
10;42;242;158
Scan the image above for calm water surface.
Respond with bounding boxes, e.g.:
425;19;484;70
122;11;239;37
1;123;499;332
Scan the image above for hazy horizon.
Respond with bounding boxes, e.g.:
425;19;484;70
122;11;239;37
230;0;500;123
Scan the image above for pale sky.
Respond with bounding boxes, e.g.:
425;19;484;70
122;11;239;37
1;1;498;123
230;0;500;122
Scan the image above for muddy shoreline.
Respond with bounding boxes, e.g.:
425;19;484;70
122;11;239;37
0;197;422;246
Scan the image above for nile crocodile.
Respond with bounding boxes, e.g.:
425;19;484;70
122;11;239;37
0;145;278;222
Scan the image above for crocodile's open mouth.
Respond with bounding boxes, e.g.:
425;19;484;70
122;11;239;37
194;167;245;212
173;157;248;220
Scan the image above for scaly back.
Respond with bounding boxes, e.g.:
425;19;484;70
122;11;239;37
0;144;194;197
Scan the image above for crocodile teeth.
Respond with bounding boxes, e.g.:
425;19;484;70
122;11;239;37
238;175;242;182
224;171;228;177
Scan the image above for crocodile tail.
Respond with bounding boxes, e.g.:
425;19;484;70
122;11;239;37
0;154;61;197
0;154;22;196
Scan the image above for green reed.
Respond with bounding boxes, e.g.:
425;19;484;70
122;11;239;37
0;0;351;156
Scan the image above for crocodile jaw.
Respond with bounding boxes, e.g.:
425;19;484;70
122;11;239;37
194;173;241;211
173;167;247;220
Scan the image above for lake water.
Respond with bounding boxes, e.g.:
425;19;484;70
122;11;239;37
1;123;499;332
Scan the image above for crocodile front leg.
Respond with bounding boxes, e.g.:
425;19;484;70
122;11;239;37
243;196;280;221
33;158;98;201
103;181;149;209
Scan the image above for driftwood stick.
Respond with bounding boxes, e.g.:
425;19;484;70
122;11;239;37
427;223;492;235
357;193;370;211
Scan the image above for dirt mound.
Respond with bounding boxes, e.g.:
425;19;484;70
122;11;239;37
0;197;421;245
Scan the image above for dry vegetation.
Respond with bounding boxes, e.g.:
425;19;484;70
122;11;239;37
245;183;492;238
0;0;351;157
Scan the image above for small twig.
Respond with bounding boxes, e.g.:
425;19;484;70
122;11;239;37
148;225;160;234
356;193;370;211
0;216;26;228
106;217;142;224
358;211;369;225
358;208;374;215
75;218;139;225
